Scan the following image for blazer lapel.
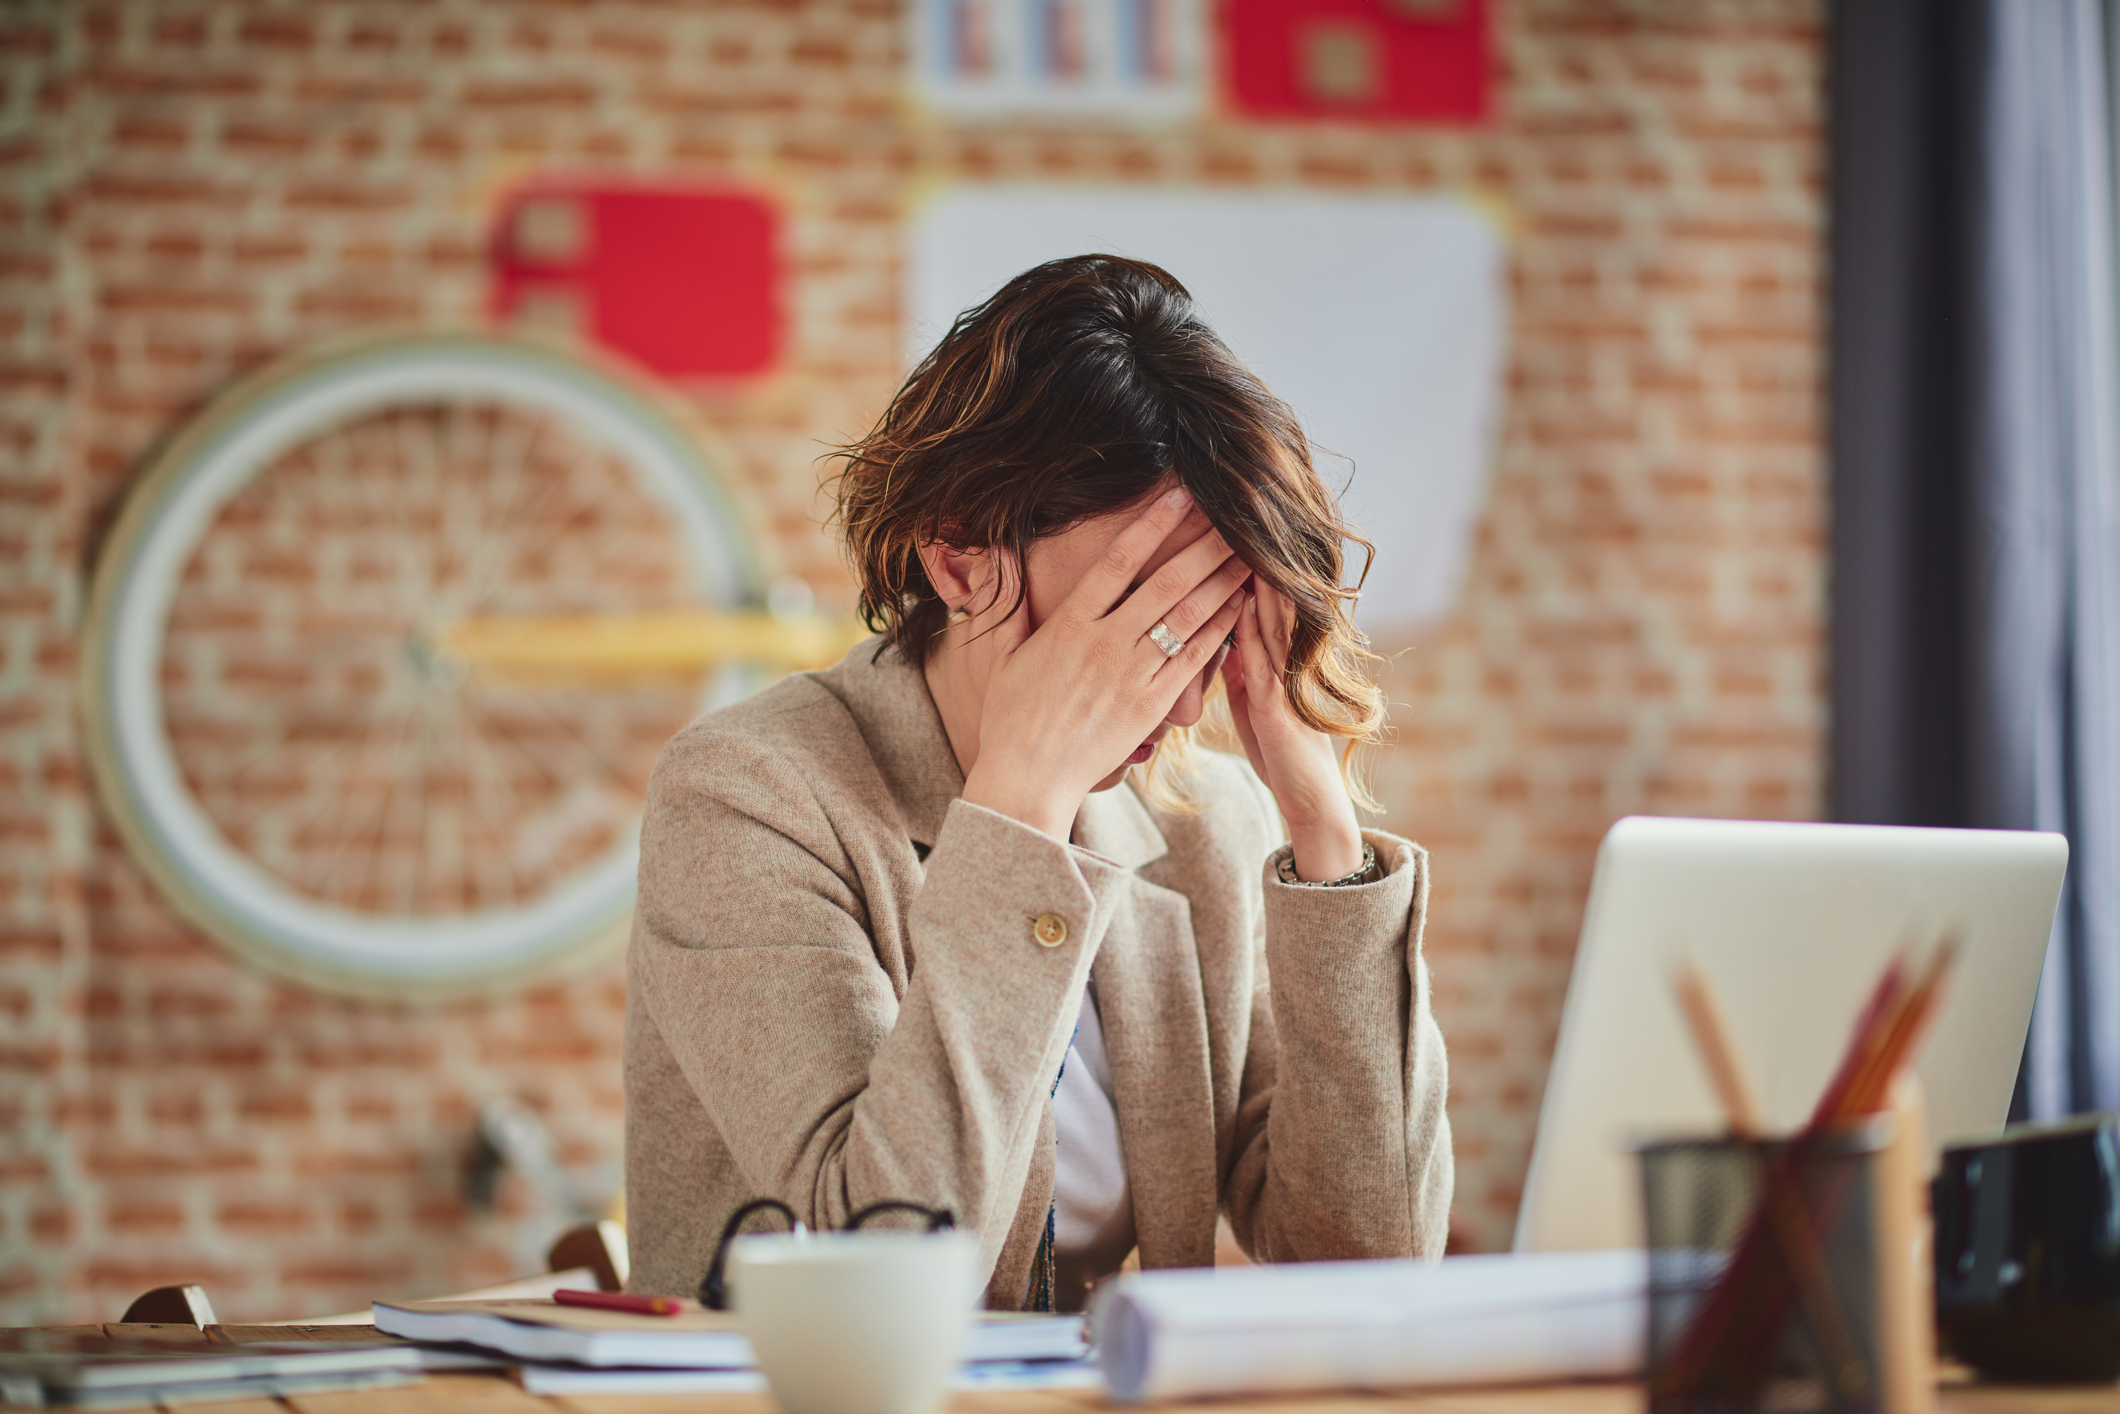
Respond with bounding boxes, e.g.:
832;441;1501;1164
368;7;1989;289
1074;787;1220;1271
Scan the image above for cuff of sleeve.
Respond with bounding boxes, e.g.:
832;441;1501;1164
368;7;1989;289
1265;830;1415;890
1262;830;1424;963
915;798;1137;960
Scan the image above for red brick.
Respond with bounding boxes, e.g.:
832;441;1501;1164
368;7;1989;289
221;120;311;157
461;78;598;110
30;1200;72;1242
589;25;671;62
289;76;423;104
89;65;264;98
105;1200;185;1235
218;1200;309;1234
111;116;188;153
236;1086;313;1123
282;181;414;212
149;13;208;47
236;16;313;51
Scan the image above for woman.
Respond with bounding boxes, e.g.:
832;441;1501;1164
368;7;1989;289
625;255;1451;1312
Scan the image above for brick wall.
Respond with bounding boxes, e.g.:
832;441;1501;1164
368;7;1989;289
0;0;1822;1321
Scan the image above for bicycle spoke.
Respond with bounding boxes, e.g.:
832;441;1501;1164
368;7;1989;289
217;671;407;816
522;687;645;799
456;690;571;792
351;696;427;916
400;695;439;917
487;485;610;600
453;699;528;907
445;695;515;907
392;409;447;614
470;425;583;615
332;418;427;628
313;701;425;909
223;710;378;841
463;412;556;613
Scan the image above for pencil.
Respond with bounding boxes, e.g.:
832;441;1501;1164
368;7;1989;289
554;1288;683;1316
1662;936;1962;1402
1670;960;1764;1136
1663;957;1864;1398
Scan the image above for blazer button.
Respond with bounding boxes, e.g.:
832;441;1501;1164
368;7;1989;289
1032;914;1068;947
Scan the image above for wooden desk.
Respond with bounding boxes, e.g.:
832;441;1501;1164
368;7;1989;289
18;1323;2120;1414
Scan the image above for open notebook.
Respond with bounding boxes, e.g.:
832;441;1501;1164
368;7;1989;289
371;1297;1085;1369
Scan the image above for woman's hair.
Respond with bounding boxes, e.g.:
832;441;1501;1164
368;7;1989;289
827;254;1385;809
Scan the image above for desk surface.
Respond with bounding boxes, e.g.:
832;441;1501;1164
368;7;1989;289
16;1322;2120;1414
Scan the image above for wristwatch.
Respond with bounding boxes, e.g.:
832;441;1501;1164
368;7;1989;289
1276;841;1380;887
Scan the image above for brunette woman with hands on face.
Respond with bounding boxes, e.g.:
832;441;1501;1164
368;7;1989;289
623;254;1452;1313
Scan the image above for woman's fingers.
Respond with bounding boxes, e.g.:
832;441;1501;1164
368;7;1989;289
1153;589;1244;689
1138;555;1250;658
1226;592;1266;686
1057;485;1200;623
1253;579;1297;668
1222;593;1267;768
1232;591;1289;727
1111;521;1237;636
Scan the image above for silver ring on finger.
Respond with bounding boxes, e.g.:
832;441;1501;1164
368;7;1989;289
1149;621;1186;658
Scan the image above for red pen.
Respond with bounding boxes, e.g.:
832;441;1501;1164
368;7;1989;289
554;1288;683;1317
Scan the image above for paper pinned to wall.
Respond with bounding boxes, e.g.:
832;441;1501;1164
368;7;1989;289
907;187;1509;635
907;0;1207;121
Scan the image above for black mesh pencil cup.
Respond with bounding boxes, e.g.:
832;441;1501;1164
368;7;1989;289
1638;1126;1889;1414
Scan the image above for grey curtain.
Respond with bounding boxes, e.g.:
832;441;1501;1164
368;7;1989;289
1829;0;2120;1117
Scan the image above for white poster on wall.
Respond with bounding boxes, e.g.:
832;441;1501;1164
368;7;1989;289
907;187;1509;635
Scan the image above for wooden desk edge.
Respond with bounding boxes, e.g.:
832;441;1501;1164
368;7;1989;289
6;1325;2117;1414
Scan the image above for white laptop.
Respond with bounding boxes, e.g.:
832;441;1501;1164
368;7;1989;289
1512;815;2069;1254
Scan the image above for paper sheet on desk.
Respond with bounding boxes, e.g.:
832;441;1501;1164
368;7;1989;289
1090;1249;1646;1403
520;1357;1103;1395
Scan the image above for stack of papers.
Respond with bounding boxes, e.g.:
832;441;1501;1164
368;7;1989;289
1090;1249;1647;1403
371;1297;1095;1394
0;1331;421;1409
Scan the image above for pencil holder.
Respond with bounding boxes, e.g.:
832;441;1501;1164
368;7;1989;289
1637;1126;1891;1414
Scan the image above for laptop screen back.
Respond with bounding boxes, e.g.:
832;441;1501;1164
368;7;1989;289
1513;816;2067;1253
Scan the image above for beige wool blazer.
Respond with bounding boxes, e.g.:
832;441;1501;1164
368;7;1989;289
624;640;1453;1308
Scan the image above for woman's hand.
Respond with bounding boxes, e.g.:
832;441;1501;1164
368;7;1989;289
955;488;1248;841
1222;581;1366;882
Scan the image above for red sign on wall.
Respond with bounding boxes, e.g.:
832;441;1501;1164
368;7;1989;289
1223;0;1489;123
490;183;783;380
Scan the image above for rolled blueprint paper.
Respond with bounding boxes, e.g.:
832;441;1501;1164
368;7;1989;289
1091;1249;1646;1403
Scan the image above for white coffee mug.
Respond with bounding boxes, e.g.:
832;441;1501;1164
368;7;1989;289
729;1228;980;1414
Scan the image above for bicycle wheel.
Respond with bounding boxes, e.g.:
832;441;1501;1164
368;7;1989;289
82;330;770;1000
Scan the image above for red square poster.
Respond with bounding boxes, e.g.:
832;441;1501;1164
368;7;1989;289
1223;0;1489;123
490;183;783;380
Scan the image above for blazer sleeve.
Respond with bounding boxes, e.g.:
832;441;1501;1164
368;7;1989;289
629;731;1133;1288
1220;791;1454;1263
